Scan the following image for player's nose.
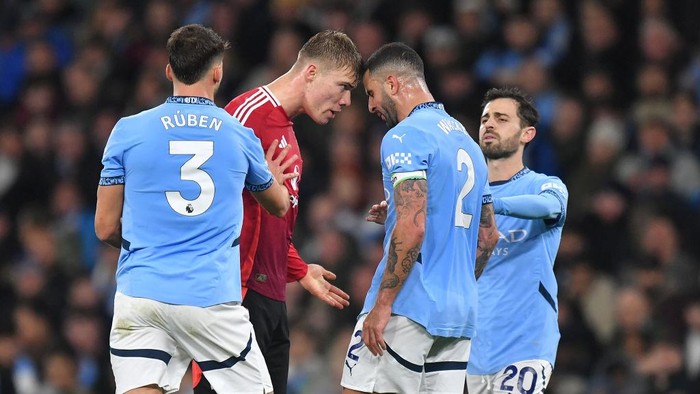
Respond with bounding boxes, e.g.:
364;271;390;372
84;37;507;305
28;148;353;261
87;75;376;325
339;90;351;107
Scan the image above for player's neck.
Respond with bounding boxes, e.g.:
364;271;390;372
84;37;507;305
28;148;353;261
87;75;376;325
398;89;435;122
487;156;525;183
172;83;214;100
266;72;304;119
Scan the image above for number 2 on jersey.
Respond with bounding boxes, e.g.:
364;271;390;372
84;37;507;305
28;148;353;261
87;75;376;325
454;148;476;228
166;141;215;216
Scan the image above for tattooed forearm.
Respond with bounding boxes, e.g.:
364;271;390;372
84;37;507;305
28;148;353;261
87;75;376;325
401;247;420;274
475;203;498;280
381;237;402;289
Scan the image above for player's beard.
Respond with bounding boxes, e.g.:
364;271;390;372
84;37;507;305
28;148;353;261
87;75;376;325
481;130;521;160
381;91;399;128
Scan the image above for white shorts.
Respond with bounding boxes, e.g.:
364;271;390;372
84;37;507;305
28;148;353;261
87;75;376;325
110;292;270;394
341;314;470;394
466;359;553;394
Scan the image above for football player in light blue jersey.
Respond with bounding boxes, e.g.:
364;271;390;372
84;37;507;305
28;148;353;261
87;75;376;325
466;87;569;394
341;43;499;394
95;24;296;394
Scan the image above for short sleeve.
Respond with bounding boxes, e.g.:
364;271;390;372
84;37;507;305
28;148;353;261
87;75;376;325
482;182;493;205
237;126;274;192
99;119;126;186
538;176;568;227
381;126;432;176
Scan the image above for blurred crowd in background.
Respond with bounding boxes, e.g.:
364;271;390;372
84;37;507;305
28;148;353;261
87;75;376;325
1;0;700;393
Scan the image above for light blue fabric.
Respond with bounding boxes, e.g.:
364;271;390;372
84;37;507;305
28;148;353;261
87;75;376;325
361;102;490;338
468;168;568;374
100;96;272;307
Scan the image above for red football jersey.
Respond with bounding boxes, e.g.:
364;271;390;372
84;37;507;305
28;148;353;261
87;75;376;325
225;86;308;301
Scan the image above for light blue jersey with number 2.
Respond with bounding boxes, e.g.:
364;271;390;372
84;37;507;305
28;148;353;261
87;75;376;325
99;96;273;307
360;102;490;338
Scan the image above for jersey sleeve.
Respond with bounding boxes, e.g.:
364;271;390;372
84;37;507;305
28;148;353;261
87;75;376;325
99;119;127;186
381;126;432;183
286;243;308;282
538;176;568;227
236;125;274;192
482;182;493;205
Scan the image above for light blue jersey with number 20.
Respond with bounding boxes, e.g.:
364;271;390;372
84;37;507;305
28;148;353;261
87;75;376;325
100;96;273;308
468;168;568;375
360;102;490;338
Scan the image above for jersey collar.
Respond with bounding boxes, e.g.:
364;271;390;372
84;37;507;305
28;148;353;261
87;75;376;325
166;96;216;106
490;167;531;186
407;101;444;118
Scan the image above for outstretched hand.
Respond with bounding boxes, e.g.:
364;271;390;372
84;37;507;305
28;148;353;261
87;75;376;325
266;139;298;185
366;200;388;225
299;264;350;309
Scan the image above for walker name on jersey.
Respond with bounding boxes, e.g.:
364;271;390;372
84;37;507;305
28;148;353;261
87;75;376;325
437;118;468;136
160;111;223;131
384;152;412;167
493;228;528;256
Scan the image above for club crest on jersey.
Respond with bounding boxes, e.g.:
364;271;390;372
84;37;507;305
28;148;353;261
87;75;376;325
289;194;299;208
384;152;412;167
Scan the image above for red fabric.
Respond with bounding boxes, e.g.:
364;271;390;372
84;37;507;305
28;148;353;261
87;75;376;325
287;243;308;282
192;361;203;387
225;86;304;301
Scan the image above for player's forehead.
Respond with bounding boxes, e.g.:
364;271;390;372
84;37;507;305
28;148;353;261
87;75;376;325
482;98;518;116
362;70;380;90
321;63;359;85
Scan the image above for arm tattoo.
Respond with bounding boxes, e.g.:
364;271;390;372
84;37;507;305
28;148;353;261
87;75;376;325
475;204;497;279
379;179;427;290
395;179;427;226
381;237;402;289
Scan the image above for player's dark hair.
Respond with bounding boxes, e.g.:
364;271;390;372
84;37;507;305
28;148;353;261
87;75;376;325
364;42;425;81
166;24;230;85
482;86;539;129
299;30;363;84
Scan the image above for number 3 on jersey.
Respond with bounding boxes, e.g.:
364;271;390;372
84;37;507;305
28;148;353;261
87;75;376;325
455;148;475;228
166;141;215;216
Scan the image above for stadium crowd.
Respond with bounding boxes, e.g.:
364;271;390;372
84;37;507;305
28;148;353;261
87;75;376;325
1;0;700;392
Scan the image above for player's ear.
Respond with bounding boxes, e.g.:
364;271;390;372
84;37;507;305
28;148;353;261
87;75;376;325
522;126;536;144
304;63;318;81
386;75;399;95
165;64;174;82
213;62;223;84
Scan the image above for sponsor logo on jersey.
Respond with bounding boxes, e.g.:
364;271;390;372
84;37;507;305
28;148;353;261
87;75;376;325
255;273;268;283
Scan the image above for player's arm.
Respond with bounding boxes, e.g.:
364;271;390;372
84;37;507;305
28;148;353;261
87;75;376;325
363;175;426;356
289;243;351;309
95;184;124;249
475;201;498;279
250;140;297;217
492;193;562;220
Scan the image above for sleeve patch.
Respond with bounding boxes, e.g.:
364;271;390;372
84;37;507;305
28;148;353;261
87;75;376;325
391;170;426;187
246;177;274;192
384;152;413;168
99;176;125;186
482;194;493;205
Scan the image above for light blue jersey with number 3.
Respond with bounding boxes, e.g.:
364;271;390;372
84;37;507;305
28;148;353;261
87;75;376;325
360;102;490;338
99;96;273;307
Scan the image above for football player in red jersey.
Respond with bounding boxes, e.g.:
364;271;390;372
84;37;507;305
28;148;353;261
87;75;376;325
193;30;363;394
